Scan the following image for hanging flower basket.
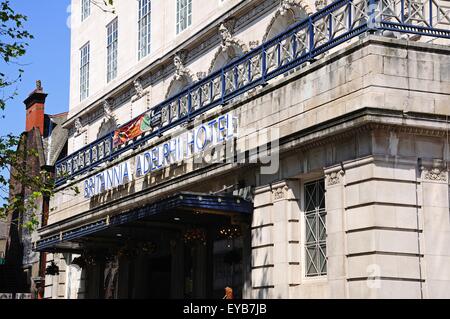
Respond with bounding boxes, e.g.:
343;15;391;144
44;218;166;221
72;250;114;268
71;256;86;268
218;225;242;239
117;245;139;260
139;242;157;255
183;228;207;245
45;261;59;276
82;250;100;266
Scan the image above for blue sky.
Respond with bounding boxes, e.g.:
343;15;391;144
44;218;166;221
1;0;71;137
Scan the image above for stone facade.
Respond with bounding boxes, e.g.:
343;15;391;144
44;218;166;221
40;0;450;299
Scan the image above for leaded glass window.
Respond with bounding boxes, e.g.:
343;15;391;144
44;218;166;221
304;179;327;277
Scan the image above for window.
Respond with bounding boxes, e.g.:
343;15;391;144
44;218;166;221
81;0;91;21
138;0;151;60
80;42;90;101
176;0;192;34
304;179;327;277
107;18;118;82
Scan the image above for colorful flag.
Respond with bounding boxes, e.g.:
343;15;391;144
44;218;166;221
113;113;152;147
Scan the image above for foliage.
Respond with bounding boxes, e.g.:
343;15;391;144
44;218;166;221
0;0;33;111
0;0;37;231
0;133;56;232
91;0;115;14
45;261;59;276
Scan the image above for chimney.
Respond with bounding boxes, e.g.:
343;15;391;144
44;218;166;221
23;80;47;135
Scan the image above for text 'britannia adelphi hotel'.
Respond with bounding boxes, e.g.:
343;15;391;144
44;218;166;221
37;0;450;299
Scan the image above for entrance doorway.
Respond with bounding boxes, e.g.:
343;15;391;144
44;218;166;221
182;231;246;299
147;256;171;299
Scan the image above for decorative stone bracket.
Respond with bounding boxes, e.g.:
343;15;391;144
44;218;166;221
272;185;289;201
326;170;345;186
74;117;86;136
271;179;300;202
131;77;150;104
420;159;448;182
103;99;116;122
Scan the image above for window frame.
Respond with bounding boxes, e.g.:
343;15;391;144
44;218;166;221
106;18;119;83
80;42;90;101
137;0;152;60
301;178;327;279
81;0;91;22
176;0;192;35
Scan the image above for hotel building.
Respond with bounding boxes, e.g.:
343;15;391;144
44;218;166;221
37;0;450;299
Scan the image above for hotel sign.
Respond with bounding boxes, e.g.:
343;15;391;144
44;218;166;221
84;112;237;198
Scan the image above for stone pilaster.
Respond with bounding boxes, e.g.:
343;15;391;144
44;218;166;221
420;159;450;298
251;179;301;298
344;156;424;298
272;180;301;298
251;185;274;298
324;167;347;298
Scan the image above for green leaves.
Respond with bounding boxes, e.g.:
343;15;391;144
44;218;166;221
0;135;54;228
0;0;33;113
0;0;33;63
0;0;39;230
91;0;115;14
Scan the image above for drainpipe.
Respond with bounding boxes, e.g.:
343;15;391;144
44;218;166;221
416;158;424;299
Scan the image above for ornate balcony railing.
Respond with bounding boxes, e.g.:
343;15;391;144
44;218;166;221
55;0;450;186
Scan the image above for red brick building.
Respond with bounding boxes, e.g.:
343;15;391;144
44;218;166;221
0;81;68;298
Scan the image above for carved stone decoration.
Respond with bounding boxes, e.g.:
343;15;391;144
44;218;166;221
196;72;206;80
315;0;328;11
131;77;149;103
249;40;260;50
219;21;235;51
262;0;312;42
103;99;115;121
421;166;448;182
208;20;248;74
173;51;191;81
133;78;143;97
272;185;289;201
281;0;303;16
74;118;84;136
97;99;118;139
326;170;345;186
165;51;196;99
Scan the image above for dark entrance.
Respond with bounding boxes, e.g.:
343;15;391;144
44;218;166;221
147;256;171;298
36;193;253;299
